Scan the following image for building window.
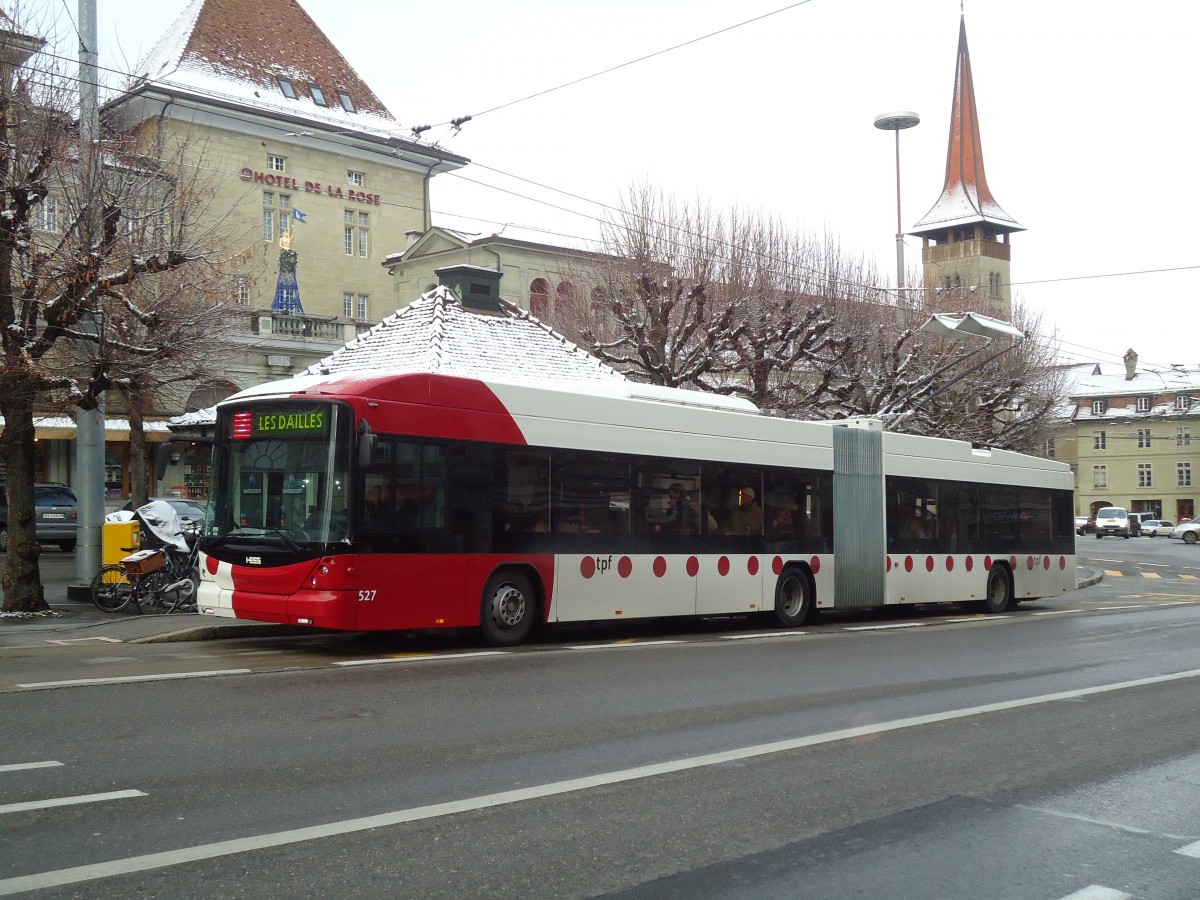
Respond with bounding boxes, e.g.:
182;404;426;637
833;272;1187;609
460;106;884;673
1091;399;1107;415
338;91;356;113
344;210;369;257
1043;438;1056;459
1136;396;1152;412
36;196;59;232
267;154;285;172
348;170;364;187
1176;394;1193;410
1138;428;1152;448
263;192;291;242
342;292;368;319
1093;465;1107;489
1093;431;1107;450
277;78;297;100
1178;427;1192;447
308;84;327;106
233;276;249;307
529;278;550;319
1138;463;1153;488
1179;462;1192;487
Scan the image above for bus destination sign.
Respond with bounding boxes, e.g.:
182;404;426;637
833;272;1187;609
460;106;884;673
231;409;329;439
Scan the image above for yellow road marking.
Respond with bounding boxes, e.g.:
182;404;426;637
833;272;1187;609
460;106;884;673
1104;569;1123;576
1181;574;1198;580
1140;572;1163;579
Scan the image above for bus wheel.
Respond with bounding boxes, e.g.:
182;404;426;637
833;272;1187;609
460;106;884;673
979;565;1012;614
772;567;814;627
480;570;537;647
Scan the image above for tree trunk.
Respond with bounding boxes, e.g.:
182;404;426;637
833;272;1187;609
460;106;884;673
127;389;150;508
0;396;48;613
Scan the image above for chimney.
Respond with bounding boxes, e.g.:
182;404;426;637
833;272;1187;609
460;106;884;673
1123;348;1138;381
436;264;503;315
405;230;423;248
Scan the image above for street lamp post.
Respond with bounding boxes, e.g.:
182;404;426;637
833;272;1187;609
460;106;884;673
874;110;920;293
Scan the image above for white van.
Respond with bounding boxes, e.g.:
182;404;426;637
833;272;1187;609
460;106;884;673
1095;506;1130;539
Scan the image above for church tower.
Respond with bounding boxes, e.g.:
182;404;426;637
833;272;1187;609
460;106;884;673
909;15;1022;320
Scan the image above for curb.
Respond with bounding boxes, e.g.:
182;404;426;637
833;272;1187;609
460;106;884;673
130;623;329;644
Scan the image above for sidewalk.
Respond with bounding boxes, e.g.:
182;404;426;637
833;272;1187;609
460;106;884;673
0;565;1107;648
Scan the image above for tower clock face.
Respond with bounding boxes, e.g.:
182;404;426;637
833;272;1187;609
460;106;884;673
242;440;289;470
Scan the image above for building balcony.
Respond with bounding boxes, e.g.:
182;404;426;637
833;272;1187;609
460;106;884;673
249;311;374;344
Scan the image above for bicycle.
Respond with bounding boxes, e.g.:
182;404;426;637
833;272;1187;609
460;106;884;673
89;538;200;615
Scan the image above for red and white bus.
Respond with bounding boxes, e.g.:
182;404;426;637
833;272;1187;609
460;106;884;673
195;371;1076;644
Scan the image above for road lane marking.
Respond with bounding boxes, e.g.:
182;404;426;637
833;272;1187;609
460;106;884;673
566;640;686;650
1103;570;1123;576
45;637;123;645
8;667;1200;895
843;623;925;631
1181;574;1198;580
720;632;809;640
1057;887;1131;900
17;670;252;690
1095;606;1141;611
1033;609;1084;615
0;790;145;815
0;761;63;773
1175;839;1200;858
1140;572;1163;579
334;652;504;667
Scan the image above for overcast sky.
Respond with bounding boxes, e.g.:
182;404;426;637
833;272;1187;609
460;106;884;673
41;0;1200;372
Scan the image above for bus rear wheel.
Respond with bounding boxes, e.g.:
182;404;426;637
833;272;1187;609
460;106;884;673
772;567;814;628
480;570;537;647
978;565;1012;614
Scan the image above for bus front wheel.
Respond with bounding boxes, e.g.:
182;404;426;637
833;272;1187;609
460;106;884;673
480;570;537;647
772;567;815;628
978;565;1012;614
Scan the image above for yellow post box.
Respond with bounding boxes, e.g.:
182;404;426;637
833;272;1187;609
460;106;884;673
102;520;141;567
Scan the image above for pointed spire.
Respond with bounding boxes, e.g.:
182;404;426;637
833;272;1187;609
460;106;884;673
910;16;1022;237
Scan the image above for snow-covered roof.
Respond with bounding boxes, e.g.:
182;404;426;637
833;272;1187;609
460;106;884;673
1059;362;1200;422
305;286;624;383
122;0;405;140
0;416;172;434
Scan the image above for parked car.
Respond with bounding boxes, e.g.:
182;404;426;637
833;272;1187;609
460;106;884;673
119;497;207;533
1140;519;1174;536
1094;506;1130;539
1075;515;1095;535
1169;521;1200;544
0;482;78;553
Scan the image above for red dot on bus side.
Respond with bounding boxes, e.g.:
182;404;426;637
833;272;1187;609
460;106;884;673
984;556;993;571
653;556;667;577
618;556;632;578
904;556;914;573
925;556;935;572
772;556;783;575
1010;555;1018;570
1043;556;1050;571
686;557;699;577
809;556;821;574
717;556;730;576
965;556;974;572
747;556;760;576
1059;556;1066;570
945;556;954;572
580;557;596;579
205;555;219;575
886;557;892;572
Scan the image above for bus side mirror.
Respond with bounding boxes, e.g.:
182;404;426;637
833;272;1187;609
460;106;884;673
357;421;377;468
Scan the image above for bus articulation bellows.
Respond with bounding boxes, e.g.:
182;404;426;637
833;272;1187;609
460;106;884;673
196;372;1076;644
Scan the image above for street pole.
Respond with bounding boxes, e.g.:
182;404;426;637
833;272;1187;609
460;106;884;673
874;111;920;294
73;0;104;588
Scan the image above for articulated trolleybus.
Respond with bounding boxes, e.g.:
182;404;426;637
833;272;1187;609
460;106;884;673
197;371;1076;645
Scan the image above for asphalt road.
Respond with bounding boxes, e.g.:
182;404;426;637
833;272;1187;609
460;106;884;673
3;536;1200;897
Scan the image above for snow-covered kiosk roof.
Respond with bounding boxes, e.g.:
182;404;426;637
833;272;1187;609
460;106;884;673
305;286;624;383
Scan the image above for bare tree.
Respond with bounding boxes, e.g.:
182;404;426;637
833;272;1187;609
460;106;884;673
0;14;245;612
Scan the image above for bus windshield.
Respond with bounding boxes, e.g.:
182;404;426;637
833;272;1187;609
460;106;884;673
209;401;350;549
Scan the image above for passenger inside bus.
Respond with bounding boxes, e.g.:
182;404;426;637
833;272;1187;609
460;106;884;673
722;486;763;536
